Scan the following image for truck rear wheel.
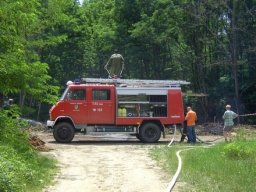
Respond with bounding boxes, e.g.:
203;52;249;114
139;123;161;143
53;122;75;143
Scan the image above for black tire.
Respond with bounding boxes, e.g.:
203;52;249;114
53;122;75;143
139;123;161;143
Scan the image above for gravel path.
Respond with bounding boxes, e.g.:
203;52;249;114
41;133;171;192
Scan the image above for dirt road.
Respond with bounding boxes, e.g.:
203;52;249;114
41;132;172;192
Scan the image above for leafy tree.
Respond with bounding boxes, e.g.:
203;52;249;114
81;0;117;78
0;0;59;120
1;0;256;123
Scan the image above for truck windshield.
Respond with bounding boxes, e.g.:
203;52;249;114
60;87;69;101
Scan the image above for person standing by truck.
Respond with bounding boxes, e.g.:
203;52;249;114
222;104;238;142
104;49;124;78
185;106;197;144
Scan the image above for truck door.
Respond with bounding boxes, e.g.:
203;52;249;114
88;88;115;124
168;89;184;124
64;88;88;125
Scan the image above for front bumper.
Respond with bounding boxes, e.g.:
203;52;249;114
47;120;55;128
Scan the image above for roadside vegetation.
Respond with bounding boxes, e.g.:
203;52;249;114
151;126;256;192
0;108;57;192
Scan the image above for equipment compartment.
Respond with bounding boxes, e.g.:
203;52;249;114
117;95;167;117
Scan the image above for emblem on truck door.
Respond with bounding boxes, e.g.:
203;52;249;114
74;104;79;110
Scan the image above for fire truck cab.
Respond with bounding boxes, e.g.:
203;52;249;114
47;78;189;143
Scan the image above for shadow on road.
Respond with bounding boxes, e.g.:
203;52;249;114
47;137;170;146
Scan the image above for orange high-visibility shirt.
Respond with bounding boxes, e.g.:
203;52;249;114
185;110;197;126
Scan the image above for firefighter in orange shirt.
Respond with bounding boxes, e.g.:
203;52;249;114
185;106;197;144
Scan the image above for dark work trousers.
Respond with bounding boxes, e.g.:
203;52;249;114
187;125;196;143
180;121;187;142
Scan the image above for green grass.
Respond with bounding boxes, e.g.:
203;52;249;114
0;145;57;192
0;108;57;192
150;133;256;191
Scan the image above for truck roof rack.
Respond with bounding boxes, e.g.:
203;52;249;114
82;78;190;87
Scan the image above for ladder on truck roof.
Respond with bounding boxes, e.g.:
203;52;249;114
82;78;190;87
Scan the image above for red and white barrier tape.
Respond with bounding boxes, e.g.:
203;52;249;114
239;113;256;117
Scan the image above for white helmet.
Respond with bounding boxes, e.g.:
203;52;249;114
66;80;73;85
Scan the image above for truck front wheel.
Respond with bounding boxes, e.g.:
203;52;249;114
53;122;75;143
139;123;161;143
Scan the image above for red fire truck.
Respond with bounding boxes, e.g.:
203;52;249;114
47;78;189;143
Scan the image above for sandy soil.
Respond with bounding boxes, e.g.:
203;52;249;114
40;132;173;192
38;131;223;192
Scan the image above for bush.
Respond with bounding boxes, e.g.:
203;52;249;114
0;146;28;191
0;107;31;152
0;108;56;192
223;141;256;160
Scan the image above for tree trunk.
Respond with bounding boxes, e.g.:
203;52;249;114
37;102;41;121
19;91;26;108
230;0;240;122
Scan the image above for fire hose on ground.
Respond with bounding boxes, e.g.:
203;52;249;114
165;125;218;191
165;141;216;192
165;112;256;191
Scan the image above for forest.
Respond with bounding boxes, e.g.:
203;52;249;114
0;0;256;124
